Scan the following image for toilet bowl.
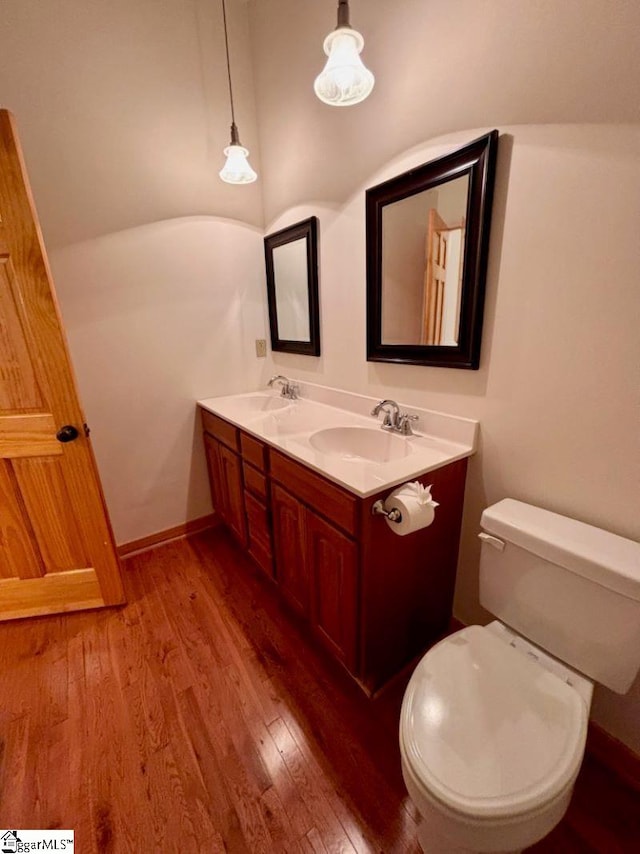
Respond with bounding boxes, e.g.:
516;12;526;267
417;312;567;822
400;622;591;853
400;499;640;854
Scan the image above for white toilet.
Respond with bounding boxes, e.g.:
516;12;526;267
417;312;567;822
400;498;640;854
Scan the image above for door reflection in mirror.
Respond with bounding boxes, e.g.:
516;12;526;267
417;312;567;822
382;174;469;346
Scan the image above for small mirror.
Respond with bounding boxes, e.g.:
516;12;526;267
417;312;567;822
367;131;498;368
265;217;320;356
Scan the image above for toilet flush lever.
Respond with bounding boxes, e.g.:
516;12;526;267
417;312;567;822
478;533;506;551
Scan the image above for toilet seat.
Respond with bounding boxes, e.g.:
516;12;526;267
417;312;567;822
400;625;589;822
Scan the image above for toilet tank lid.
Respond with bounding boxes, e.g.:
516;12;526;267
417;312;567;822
481;499;640;602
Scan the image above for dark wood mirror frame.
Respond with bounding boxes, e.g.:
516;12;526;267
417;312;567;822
366;130;499;369
265;216;320;356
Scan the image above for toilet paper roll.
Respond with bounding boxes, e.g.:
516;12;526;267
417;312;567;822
384;482;438;536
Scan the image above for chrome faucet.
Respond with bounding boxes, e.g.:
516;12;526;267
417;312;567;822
267;375;299;400
371;399;418;436
371;399;400;428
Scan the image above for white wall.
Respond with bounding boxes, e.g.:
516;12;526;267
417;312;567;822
250;0;640;224
0;0;261;247
51;217;266;545
382;189;437;343
0;0;268;545
263;124;640;753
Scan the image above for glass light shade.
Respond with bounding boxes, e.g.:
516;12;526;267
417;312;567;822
314;27;374;107
219;144;257;184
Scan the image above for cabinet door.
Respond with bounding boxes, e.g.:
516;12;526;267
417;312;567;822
245;490;274;579
271;484;309;616
218;444;247;547
203;433;227;521
307;511;358;671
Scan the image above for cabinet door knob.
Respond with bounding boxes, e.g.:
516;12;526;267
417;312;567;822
56;424;80;443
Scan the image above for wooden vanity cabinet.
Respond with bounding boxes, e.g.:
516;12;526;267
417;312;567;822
200;406;468;694
357;457;468;690
270;453;469;693
270;480;358;671
269;451;360;671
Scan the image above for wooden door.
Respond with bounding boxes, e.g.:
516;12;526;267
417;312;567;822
218;444;247;547
0;110;124;620
307;511;358;670
271;484;309;616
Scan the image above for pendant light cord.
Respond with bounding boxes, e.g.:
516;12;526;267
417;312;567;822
337;0;350;28
221;0;236;126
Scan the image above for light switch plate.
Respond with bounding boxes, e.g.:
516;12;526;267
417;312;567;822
255;339;267;358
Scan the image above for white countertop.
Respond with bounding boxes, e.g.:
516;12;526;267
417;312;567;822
198;382;478;498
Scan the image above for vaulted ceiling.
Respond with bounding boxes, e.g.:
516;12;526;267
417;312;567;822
1;0;638;246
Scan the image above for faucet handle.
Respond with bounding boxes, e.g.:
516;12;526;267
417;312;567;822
398;413;419;436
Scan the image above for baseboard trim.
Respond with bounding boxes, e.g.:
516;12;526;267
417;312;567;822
117;514;219;559
587;720;640;792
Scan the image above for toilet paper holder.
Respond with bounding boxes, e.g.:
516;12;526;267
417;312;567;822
371;499;402;523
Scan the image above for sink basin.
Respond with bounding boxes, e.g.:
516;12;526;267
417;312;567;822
309;426;413;463
230;395;290;413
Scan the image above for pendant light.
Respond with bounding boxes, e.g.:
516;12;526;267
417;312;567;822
314;0;374;107
219;0;257;184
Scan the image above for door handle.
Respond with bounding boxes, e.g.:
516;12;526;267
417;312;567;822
56;424;80;443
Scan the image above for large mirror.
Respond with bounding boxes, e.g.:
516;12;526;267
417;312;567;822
366;131;498;368
265;216;320;356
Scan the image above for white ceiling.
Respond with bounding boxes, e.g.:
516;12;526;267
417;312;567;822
1;0;639;247
0;0;262;247
250;0;640;224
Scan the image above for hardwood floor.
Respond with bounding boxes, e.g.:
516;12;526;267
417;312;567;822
0;528;638;852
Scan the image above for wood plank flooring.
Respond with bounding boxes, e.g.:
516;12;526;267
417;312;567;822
0;528;639;852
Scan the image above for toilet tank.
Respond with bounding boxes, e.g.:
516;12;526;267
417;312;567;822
479;499;640;694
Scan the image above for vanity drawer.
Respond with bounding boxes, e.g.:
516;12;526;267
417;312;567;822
245;492;273;577
241;432;268;471
200;409;239;451
243;463;268;501
270;450;357;537
245;492;271;549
